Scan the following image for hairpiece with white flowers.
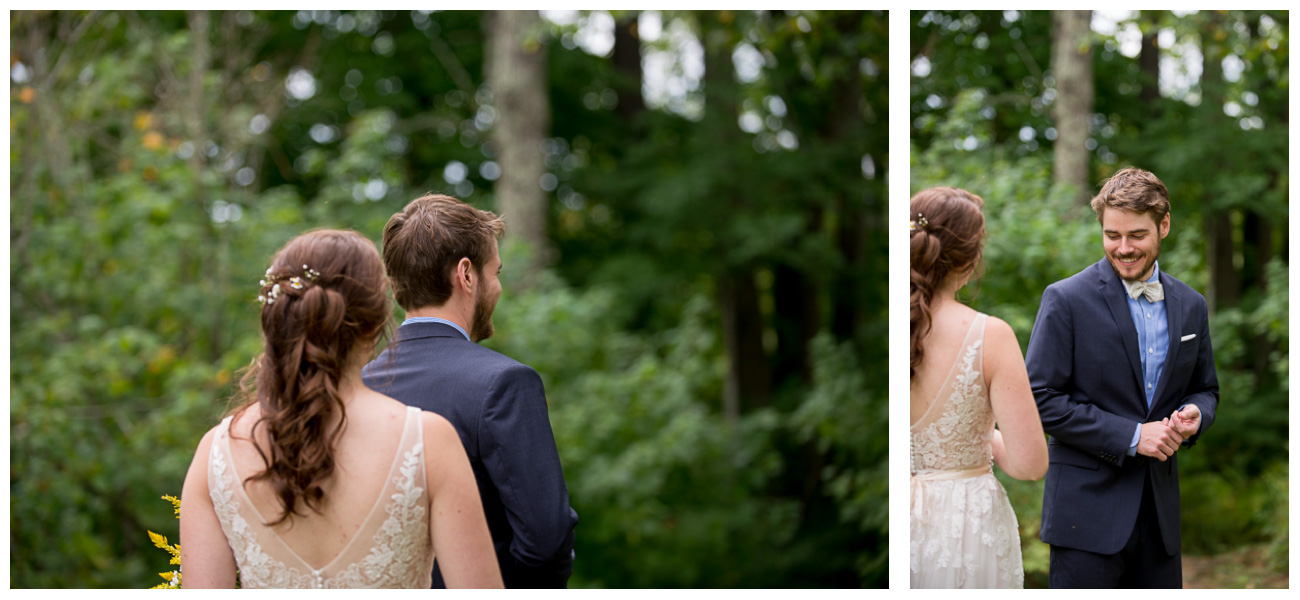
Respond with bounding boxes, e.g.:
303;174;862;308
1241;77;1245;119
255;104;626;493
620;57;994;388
258;264;323;305
909;213;929;233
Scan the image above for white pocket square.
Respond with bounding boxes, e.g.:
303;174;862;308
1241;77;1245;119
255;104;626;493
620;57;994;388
1180;334;1197;342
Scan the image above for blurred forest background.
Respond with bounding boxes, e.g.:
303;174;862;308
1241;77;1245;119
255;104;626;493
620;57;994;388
911;10;1288;588
9;10;885;588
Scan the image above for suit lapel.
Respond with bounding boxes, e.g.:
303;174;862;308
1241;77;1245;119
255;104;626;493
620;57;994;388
1151;272;1184;417
1098;261;1146;408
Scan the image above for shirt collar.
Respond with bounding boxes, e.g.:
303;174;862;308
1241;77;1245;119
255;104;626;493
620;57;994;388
401;316;471;341
1146;261;1161;283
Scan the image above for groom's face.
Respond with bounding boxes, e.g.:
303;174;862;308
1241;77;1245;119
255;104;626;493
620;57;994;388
1101;208;1170;282
469;240;502;342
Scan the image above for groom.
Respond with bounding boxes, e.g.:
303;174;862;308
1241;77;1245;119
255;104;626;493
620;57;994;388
1025;168;1218;588
362;194;579;588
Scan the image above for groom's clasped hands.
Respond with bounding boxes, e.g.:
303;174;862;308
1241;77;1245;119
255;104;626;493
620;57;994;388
1137;405;1201;462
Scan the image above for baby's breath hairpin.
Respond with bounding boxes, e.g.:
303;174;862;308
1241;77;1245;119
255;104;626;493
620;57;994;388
257;264;322;304
910;214;929;232
258;283;282;305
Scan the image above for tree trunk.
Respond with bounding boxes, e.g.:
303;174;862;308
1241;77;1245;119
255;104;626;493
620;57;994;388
829;13;870;346
611;13;646;123
186;10;222;359
701;12;771;419
1051;10;1095;206
487;11;550;280
1138;12;1161;107
720;273;772;421
1201;12;1239;314
773;263;818;385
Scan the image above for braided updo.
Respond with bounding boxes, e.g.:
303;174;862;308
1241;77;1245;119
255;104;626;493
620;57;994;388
237;229;390;526
910;187;985;379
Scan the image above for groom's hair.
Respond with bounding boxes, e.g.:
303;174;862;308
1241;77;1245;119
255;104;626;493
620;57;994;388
381;194;505;311
1090;168;1170;226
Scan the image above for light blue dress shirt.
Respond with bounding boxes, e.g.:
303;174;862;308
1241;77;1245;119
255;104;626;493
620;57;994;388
1127;262;1169;456
401;316;471;341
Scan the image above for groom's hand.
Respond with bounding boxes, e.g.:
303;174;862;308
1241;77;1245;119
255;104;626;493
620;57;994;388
1137;420;1184;461
1169;404;1202;439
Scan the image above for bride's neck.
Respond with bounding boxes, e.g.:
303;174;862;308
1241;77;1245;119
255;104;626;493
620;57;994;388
333;341;376;406
934;274;966;302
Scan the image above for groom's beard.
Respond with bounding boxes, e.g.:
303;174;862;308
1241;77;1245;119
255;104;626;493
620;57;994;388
1108;236;1161;283
469;285;496;342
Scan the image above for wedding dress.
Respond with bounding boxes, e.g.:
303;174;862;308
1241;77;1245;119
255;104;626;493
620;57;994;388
910;313;1023;588
208;406;434;588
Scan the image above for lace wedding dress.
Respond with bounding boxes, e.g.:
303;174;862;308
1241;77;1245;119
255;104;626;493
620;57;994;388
910;313;1023;588
208;406;435;588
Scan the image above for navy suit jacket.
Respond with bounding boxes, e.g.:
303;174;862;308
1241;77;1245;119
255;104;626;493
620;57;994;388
362;322;578;588
1025;259;1218;556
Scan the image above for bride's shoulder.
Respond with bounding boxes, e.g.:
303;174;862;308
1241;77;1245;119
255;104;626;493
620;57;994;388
417;409;458;444
981;314;1019;344
981;313;1012;334
981;315;1027;371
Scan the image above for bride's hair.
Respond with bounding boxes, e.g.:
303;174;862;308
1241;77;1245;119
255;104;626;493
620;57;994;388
234;229;390;526
910;187;985;379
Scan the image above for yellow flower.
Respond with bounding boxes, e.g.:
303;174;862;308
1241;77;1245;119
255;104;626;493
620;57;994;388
163;495;181;517
148;495;185;588
143;131;164;151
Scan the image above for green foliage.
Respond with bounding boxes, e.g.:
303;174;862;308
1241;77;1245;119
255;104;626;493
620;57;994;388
484;277;881;587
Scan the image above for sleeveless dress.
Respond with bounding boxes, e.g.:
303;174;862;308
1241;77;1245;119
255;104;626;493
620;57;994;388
910;313;1023;588
208;405;435;588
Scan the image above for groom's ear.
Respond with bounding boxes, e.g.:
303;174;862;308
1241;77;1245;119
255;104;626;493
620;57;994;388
456;257;476;292
1159;213;1171;239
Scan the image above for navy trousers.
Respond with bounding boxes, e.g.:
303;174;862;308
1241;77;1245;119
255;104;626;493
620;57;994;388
1049;476;1182;588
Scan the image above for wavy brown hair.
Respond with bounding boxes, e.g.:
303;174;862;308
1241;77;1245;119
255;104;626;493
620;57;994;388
381;194;505;312
1089;167;1170;225
233;229;390;526
910;187;986;379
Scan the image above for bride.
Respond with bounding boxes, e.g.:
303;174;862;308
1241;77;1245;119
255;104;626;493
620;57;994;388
179;229;503;588
909;188;1048;588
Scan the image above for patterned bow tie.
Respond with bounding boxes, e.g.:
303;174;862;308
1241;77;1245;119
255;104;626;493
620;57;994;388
1126;279;1164;302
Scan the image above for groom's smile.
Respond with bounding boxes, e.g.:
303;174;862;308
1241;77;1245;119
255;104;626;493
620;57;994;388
1101;207;1169;282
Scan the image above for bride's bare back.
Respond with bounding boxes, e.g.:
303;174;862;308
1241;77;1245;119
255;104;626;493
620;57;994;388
181;386;503;588
912;298;1047;481
911;301;980;425
227;391;412;567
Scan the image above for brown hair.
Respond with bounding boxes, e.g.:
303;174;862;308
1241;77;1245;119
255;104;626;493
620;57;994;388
235;229;390;526
381;194;505;312
910;187;986;379
1090;167;1170;225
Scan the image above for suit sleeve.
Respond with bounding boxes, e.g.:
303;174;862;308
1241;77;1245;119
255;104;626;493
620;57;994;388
1026;284;1141;466
478;364;577;586
1178;296;1219;448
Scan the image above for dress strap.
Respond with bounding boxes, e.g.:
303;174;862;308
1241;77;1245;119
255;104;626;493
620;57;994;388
210;416;235;467
408;406;423;446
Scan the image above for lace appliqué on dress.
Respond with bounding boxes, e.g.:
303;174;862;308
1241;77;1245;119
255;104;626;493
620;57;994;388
330;443;430;588
209;410;434;588
210;438;315;588
910;314;1024;589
